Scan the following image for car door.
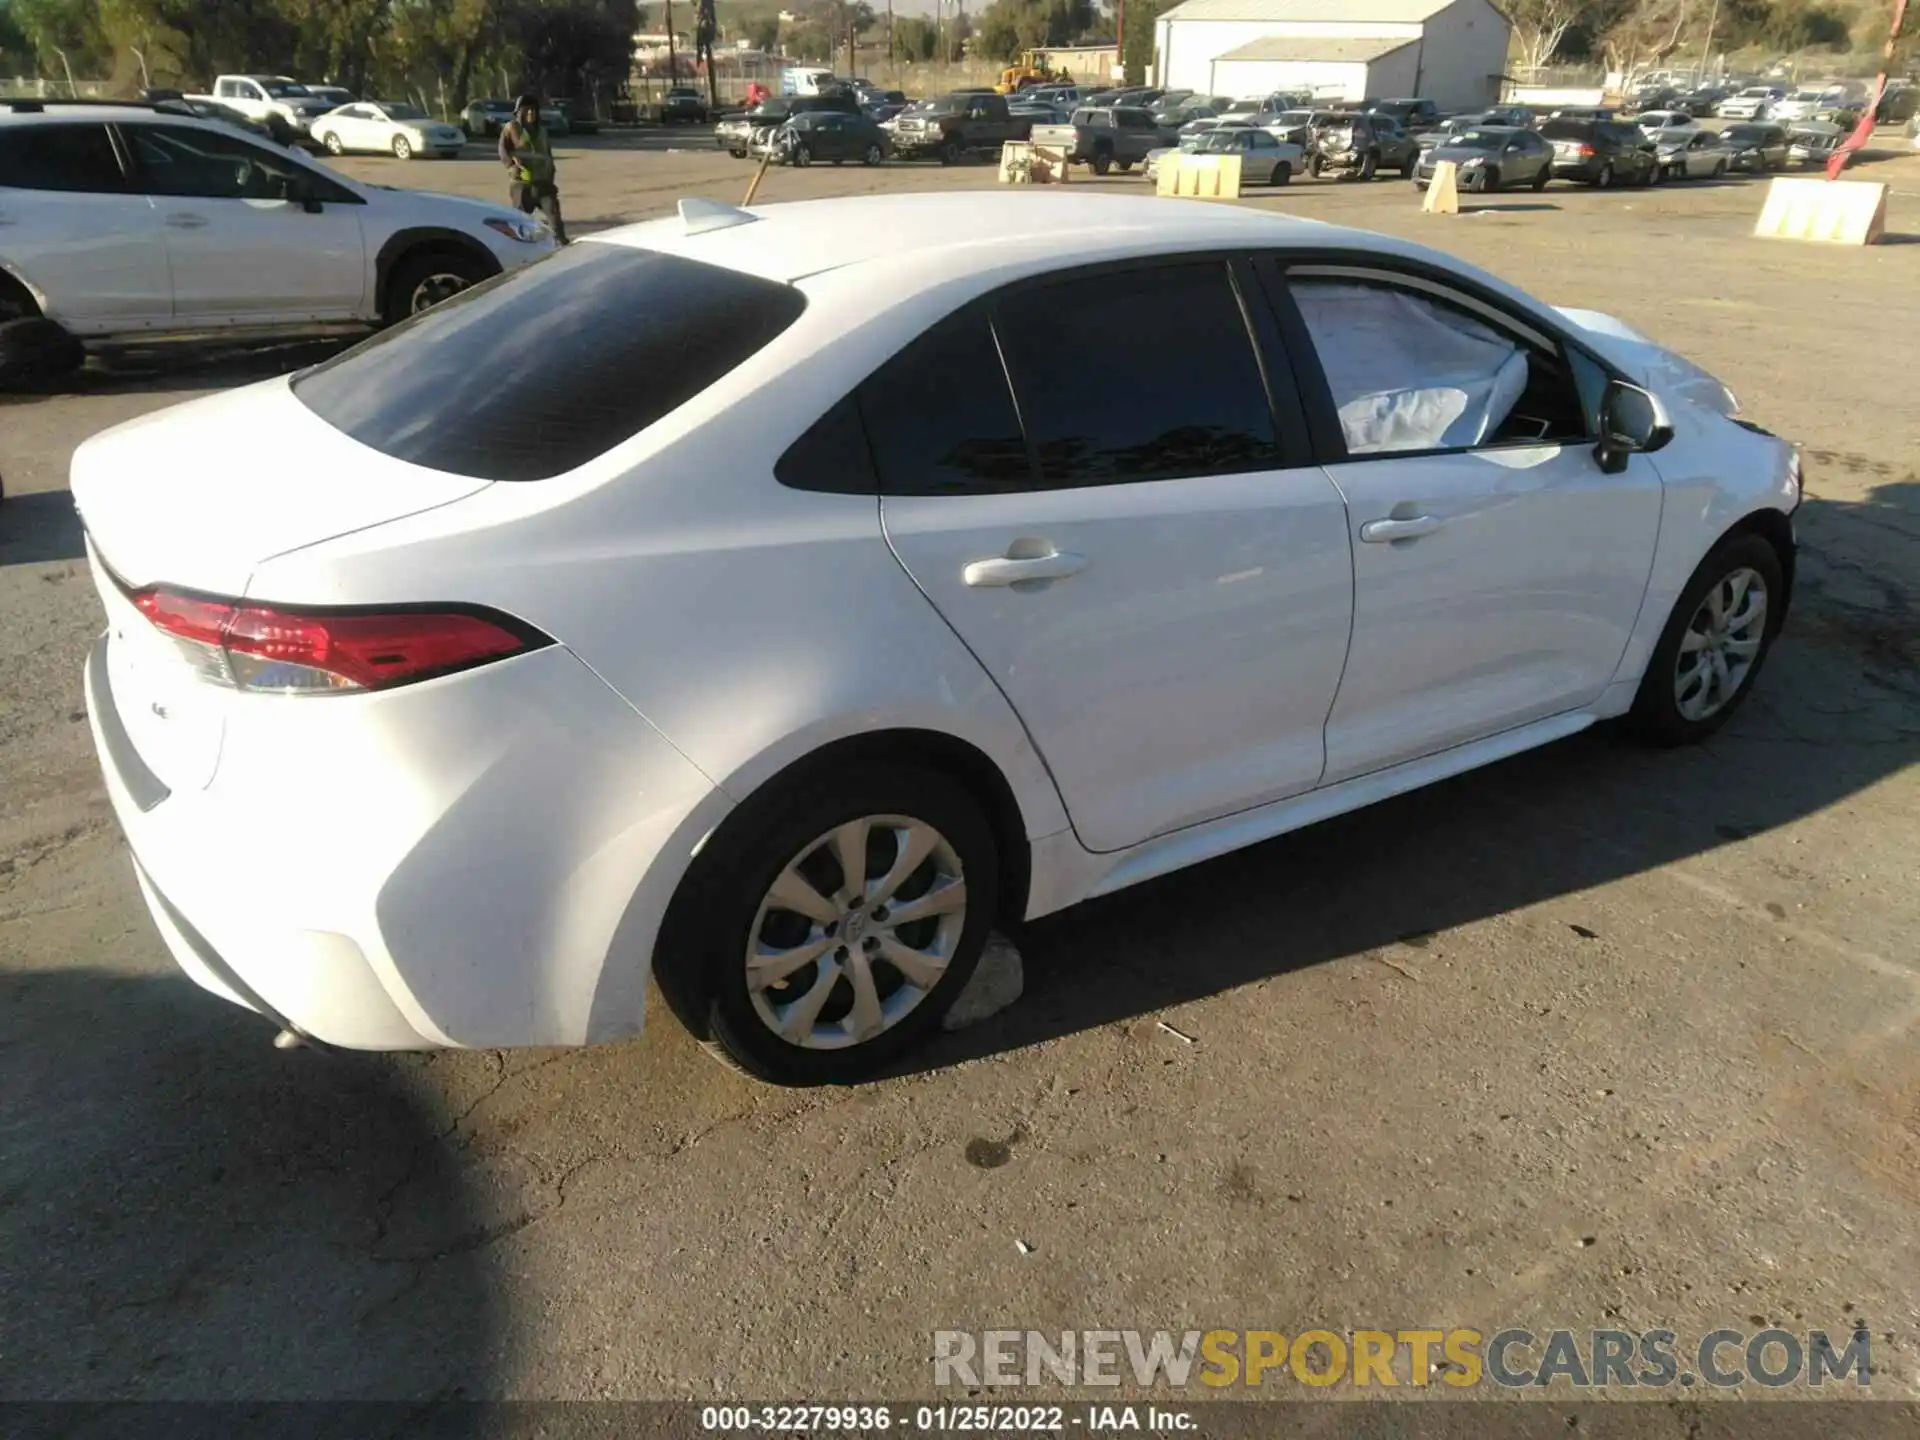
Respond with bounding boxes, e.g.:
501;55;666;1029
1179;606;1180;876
0;121;171;330
1687;131;1720;176
120;122;367;322
325;103;372;150
874;258;1355;854
1266;262;1663;784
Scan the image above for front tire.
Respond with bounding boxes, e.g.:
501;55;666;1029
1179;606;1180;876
1089;147;1111;175
1626;533;1785;745
940;137;963;166
674;765;1000;1085
391;135;413;160
863;142;884;166
792;142;812;167
0;315;84;392
383;248;496;325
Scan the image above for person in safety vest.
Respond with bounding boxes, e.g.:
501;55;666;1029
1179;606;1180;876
498;92;569;243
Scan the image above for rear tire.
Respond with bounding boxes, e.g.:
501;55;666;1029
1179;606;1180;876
383;248;496;325
1625;533;1785;746
667;764;1001;1086
1593;162;1614;188
1531;164;1550;190
323;131;345;156
1357;151;1377;181
1089;147;1111;175
0;315;84;392
1271;162;1291;186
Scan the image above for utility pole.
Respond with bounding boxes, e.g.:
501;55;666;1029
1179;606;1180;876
664;0;677;84
1118;0;1126;84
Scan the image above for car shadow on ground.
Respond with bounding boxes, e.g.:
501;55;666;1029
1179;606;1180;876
0;488;85;566
0;965;502;1404
905;480;1920;1076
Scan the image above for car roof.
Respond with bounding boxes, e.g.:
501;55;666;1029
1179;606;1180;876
0;104;236;129
593;192;1339;286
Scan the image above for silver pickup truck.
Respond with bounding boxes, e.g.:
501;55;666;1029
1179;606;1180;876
1029;106;1166;175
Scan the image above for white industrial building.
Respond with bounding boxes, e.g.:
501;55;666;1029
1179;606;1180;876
1152;0;1511;113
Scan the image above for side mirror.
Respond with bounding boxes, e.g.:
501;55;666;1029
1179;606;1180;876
1594;379;1673;474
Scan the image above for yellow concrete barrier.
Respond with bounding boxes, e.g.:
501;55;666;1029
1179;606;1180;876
1156;152;1242;199
1421;159;1460;215
1753;177;1888;245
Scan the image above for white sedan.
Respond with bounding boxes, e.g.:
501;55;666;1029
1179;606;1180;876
311;100;466;158
73;193;1800;1084
1635;109;1700;144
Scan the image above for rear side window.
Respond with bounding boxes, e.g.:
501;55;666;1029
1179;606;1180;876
293;244;806;482
858;308;1032;494
994;262;1278;488
0;124;125;192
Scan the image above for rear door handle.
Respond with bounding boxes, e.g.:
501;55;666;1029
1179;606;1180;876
1359;514;1443;543
963;549;1087;587
165;213;209;229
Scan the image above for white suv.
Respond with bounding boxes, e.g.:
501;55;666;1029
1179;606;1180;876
0;104;558;388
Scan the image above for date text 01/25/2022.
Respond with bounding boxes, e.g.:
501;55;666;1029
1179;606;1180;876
700;1404;1193;1431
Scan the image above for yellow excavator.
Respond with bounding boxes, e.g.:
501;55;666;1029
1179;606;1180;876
996;49;1064;94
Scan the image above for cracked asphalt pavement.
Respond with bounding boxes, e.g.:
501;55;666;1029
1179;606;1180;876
2;140;1917;1411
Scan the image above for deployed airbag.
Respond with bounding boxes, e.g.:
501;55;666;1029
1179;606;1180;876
1294;282;1530;453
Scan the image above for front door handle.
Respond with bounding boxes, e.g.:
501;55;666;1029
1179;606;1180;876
1359;514;1443;543
963;548;1087;588
165;213;209;229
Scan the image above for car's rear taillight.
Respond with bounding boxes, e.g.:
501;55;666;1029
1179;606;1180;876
1579;143;1597;157
128;585;552;695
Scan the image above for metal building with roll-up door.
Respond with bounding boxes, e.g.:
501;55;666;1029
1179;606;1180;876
1153;0;1510;113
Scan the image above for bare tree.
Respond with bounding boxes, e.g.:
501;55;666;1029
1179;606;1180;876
1505;0;1583;74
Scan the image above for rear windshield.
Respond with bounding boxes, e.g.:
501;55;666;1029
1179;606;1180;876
1538;119;1594;139
292;244;806;482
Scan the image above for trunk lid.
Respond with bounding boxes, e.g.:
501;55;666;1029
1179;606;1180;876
71;378;489;596
74;378;489;798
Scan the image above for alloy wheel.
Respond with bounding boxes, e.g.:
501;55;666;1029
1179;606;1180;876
745;814;968;1051
1674;567;1768;721
409;273;471;314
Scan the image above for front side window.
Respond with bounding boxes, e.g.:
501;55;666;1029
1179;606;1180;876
995;262;1278;489
129;124;321;201
294;245;807;482
0;123;125;193
1288;277;1589;456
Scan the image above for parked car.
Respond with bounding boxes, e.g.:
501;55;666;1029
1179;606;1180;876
715;94;861;157
660;87;710;124
1412;125;1553;192
68;190;1799;1079
188;75;339;144
156;97;278;143
1635;109;1700;144
554;99;599;135
1657;129;1732;180
1147;126;1303;184
1675;87;1729;117
1415;113;1490;151
1539;117;1660;187
1718;86;1784;119
1787;120;1847;168
1548;105;1617;121
1718;122;1789;173
464;98;515;137
1307;113;1418;180
1029;106;1160;174
889;91;1030;163
764;109;890;167
1269;108;1348;146
0;105;557;388
1873;83;1916;124
1771;89;1831;123
311;101;467;159
1361;97;1445;134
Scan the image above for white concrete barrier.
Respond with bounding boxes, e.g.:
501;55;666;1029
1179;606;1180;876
1421;159;1460;215
1754;177;1888;245
1156;152;1242;199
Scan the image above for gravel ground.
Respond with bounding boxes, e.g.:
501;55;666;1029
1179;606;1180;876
1;133;1916;1414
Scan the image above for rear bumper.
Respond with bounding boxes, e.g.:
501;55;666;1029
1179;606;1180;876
85;635;723;1051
